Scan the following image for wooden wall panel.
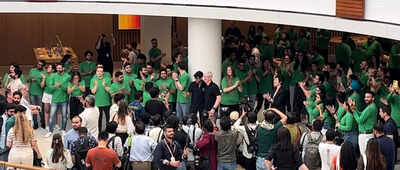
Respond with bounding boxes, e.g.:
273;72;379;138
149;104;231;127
111;15;140;62
336;0;365;20
0;13;113;66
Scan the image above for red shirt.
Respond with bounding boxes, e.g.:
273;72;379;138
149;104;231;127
85;147;120;170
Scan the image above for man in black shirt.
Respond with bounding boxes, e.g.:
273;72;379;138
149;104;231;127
379;105;399;162
203;72;221;120
153;124;186;170
145;87;168;118
188;71;205;114
374;122;396;170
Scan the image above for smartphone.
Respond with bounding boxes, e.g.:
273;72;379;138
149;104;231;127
393;80;399;90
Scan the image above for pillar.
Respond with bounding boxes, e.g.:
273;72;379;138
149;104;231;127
188;18;222;85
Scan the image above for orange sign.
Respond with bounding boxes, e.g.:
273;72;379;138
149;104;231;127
118;15;141;30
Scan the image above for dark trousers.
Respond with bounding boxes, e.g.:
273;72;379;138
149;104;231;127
318;48;329;63
244;157;256;170
69;97;84;120
30;95;44;129
98;105;110;131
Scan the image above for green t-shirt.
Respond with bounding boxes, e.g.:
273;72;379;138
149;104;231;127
176;72;190;104
257;121;283;157
295;37;309;52
353;103;378;132
350;92;364;112
339;112;356;131
2;74;25;88
49;73;71;103
351;49;366;73
375;85;389;108
305;100;322;124
28;68;44;96
257;69;273;94
79;61;97;88
247;67;258;96
90;75;111;107
124;73;138;103
221;77;240;105
389;44;400;69
110;81;131;102
323;109;335;127
310;55;325;66
259;44;275;62
142;91;151;106
387;93;400;127
221;60;238;76
68;81;85;97
362;40;382;61
236;69;248;97
64;63;72;74
317;29;331;50
360;72;369;86
43;72;53;94
335;43;352;67
155;78;176;103
149;48;162;70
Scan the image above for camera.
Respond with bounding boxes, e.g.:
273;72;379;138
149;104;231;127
193;147;201;167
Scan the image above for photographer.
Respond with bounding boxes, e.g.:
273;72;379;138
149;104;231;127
232;108;258;170
182;114;203;170
256;107;287;170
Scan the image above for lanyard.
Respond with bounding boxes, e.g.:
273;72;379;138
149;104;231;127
163;139;176;160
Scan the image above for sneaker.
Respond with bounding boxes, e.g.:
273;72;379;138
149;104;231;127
55;125;60;130
44;132;52;138
61;130;66;136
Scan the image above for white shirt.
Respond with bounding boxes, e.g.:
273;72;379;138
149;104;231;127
232;118;258;159
7;78;25;93
148;127;163;143
109;104;118;120
21;97;32;122
45;148;73;170
318;142;341;170
182;124;203;161
80;107;100;139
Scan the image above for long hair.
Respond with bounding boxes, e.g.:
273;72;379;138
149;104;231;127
117;101;129;125
276;127;293;151
340;141;358;170
51;133;66;163
14;110;33;144
366;138;386;170
225;66;235;87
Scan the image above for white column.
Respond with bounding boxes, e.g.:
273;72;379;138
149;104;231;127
188;18;222;85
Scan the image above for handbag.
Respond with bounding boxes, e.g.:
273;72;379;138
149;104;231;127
198;135;212;170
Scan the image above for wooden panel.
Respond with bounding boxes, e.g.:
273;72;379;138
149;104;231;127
111;15;140;62
336;0;364;20
0;13;113;66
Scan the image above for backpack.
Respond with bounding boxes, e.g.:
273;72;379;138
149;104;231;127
244;124;258;157
72;137;91;170
302;132;323;169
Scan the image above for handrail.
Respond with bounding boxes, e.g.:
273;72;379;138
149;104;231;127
0;161;52;170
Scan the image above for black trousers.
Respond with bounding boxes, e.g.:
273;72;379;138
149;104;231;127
69;97;84;120
98;105;111;131
255;93;265;113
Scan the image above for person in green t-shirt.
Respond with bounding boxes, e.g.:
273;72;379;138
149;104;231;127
42;64;54;130
335;42;352;68
384;84;400;127
172;53;188;73
148;38;166;71
90;66;111;131
110;71;131;102
61;54;73;74
316;29;331;61
67;71;85;119
222;52;238;76
27;60;46;129
47;63;71;137
79;51;97;95
351;47;366;74
389;41;400;81
221;66;242;116
350;91;377;165
155;69;176;112
123;63;138;103
173;62;190;120
362;36;383;67
255;60;274;113
259;37;275;62
236;60;251;98
295;30;309;52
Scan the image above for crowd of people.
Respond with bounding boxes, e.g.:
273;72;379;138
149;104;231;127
0;24;399;170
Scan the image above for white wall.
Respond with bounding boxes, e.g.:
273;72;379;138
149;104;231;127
1;1;400;40
140;16;172;64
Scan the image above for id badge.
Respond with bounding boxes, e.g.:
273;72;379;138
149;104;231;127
171;157;175;162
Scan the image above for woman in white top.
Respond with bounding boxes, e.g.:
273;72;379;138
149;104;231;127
7;105;42;168
45;133;73;170
110;101;134;144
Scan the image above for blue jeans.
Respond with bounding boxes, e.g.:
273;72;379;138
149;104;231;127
30;95;44;128
343;129;359;150
176;103;190;120
49;102;67;132
256;157;268;170
217;162;236;170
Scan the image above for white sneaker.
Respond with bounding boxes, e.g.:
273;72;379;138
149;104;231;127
45;126;49;132
55;125;60;130
61;130;66;136
44;132;52;138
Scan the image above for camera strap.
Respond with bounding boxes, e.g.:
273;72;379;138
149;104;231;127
192;126;196;146
163;139;176;161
